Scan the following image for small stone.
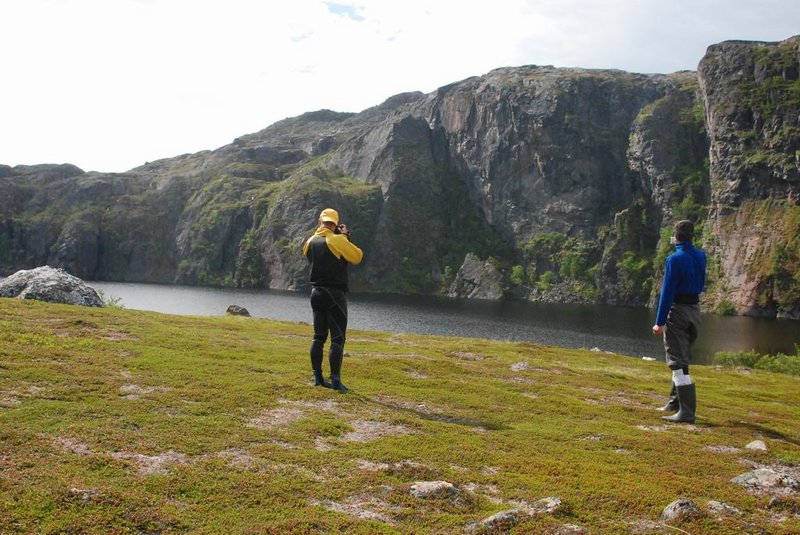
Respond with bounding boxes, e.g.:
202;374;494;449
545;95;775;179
527;496;562;515
467;509;521;532
226;305;251;316
409;480;457;499
660;498;701;522
707;500;743;516
745;440;767;451
68;488;102;503
511;361;530;372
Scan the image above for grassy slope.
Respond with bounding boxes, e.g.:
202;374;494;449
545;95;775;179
1;299;798;534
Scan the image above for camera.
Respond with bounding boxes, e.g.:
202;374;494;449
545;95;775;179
334;223;346;235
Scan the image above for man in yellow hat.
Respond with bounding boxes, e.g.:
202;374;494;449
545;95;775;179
302;208;364;392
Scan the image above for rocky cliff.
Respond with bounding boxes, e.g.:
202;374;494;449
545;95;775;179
1;36;798;318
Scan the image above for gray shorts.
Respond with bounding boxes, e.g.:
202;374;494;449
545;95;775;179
663;303;700;369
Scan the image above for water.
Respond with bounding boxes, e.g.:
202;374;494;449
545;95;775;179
90;282;800;364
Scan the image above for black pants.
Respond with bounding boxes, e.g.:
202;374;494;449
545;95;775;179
309;286;348;377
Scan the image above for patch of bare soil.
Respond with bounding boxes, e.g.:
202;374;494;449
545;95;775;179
110;450;187;476
405;370;429;379
314;437;334;451
583;392;652;409
635;425;670;432
215;448;258;470
448;351;487;361
311;493;400;524
361;352;430;360
247;406;305;430
1;385;47;407
119;384;171;399
278;398;340;412
373;395;446;416
50;436;93;456
341;420;415;442
48;319;137;342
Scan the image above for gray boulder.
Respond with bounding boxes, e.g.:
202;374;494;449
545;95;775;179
0;266;103;307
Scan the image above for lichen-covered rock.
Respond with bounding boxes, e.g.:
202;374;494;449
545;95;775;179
0;266;103;307
660;498;702;522
409;480;457;499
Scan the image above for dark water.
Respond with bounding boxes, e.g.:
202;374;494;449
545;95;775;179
90;282;800;364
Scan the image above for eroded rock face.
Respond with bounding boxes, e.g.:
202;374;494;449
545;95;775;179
0;266;103;307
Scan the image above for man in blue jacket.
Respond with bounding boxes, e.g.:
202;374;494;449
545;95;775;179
302;208;364;392
652;220;706;423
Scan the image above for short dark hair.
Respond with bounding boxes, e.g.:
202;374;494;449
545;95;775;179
674;220;694;242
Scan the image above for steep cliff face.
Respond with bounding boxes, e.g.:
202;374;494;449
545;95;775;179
698;37;800;318
1;36;798;318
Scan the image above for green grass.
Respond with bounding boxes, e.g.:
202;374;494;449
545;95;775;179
1;299;799;533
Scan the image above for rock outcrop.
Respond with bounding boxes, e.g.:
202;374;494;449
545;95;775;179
0;266;104;307
447;253;504;299
1;36;798;317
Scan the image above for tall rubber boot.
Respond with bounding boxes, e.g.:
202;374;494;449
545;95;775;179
657;383;679;412
329;343;348;393
662;384;696;423
310;340;330;388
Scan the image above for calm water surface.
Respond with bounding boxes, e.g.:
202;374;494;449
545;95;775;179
91;282;800;364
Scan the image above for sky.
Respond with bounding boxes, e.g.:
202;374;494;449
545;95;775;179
1;0;798;173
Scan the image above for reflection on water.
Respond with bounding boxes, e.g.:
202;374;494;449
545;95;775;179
90;282;800;364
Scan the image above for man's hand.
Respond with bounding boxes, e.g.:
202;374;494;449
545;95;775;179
652;325;664;336
337;224;349;237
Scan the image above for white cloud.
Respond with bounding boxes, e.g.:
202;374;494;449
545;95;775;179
0;0;797;172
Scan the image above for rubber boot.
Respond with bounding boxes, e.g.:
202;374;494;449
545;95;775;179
310;340;330;387
662;384;696;423
329;343;348;393
313;369;331;388
657;383;679;412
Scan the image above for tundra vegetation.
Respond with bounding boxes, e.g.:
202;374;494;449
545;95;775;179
1;299;798;533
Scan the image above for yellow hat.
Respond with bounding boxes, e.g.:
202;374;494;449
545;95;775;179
320;208;339;225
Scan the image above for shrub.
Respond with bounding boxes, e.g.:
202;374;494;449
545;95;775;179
715;301;737;316
714;346;800;376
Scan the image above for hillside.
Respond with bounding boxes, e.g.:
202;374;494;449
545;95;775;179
1;299;798;533
0;36;798;318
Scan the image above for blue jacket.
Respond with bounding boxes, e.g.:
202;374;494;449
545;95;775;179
655;242;706;326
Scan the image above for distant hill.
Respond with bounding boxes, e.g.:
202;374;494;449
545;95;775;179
1;36;798;318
